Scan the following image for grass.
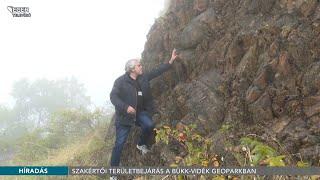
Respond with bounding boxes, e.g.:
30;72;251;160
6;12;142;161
1;124;114;180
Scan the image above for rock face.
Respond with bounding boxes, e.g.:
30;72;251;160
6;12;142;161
108;0;320;167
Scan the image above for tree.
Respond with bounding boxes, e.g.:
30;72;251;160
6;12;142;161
0;106;28;157
0;106;12;131
11;77;91;127
45;108;100;148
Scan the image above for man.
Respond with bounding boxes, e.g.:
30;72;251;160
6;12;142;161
109;49;179;168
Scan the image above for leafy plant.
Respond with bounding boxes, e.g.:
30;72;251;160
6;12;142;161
265;155;286;166
155;124;215;167
240;137;284;166
296;161;309;167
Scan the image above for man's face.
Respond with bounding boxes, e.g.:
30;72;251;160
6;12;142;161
133;61;143;75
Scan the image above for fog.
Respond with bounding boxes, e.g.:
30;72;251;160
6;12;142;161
0;0;165;108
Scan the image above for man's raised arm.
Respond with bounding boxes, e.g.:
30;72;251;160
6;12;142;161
145;49;179;81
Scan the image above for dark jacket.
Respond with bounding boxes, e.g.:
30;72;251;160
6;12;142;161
110;63;172;126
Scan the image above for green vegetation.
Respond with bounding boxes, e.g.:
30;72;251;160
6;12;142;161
156;124;213;167
0;78;114;180
13;108;111;165
155;124;318;180
240;137;285;166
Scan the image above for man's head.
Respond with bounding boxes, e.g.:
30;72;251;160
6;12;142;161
125;59;143;76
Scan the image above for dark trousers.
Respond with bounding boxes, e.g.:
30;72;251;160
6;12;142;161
110;111;155;166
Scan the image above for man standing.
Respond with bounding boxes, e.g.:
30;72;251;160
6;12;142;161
109;49;179;167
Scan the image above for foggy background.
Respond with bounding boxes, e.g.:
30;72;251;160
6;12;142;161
0;0;169;166
0;0;166;108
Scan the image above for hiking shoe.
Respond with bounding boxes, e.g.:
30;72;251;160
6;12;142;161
136;144;150;155
110;175;117;180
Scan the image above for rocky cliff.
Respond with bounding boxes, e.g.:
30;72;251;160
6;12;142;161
109;0;320;169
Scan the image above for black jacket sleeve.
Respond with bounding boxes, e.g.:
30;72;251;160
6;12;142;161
145;63;172;81
110;78;128;114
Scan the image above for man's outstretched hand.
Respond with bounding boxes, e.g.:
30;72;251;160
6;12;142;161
169;48;179;64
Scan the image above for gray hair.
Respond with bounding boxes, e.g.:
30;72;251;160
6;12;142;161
125;59;139;73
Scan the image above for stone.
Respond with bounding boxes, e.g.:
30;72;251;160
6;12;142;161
112;0;320;167
178;8;216;49
194;0;208;12
277;51;291;76
268;41;280;57
303;95;320;107
305;102;320;118
245;0;276;14
249;92;273;123
246;86;262;104
271;116;291;134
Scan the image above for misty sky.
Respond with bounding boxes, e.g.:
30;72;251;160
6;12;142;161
0;0;165;108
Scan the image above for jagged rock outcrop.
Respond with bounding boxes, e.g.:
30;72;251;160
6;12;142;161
108;0;320;169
